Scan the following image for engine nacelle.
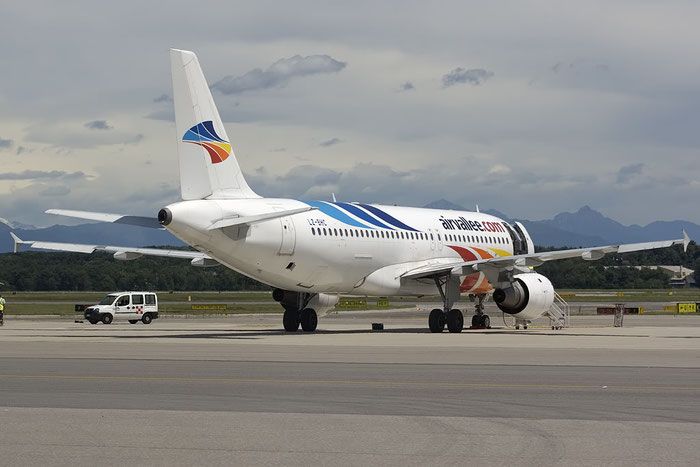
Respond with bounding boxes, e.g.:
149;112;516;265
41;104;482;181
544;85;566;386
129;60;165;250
493;273;554;320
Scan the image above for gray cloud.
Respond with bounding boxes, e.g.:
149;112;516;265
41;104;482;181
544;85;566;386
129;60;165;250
400;81;415;91
211;55;346;95
153;94;172;103
616;163;644;183
84;120;113;130
0;138;13;149
319;137;342;147
442;68;494;87
0;170;86;181
39;185;71;196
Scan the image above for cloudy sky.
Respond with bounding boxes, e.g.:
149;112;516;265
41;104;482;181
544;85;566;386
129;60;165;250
1;0;699;228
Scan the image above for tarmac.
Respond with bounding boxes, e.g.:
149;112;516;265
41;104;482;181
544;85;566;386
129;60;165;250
1;310;700;466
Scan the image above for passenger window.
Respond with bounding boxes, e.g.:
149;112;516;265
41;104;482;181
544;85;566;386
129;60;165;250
132;294;144;305
311;227;315;235
145;294;156;305
437;234;441;241
323;228;327;236
117;296;129;307
345;229;348;236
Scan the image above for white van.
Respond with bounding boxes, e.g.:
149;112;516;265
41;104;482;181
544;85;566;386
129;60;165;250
84;292;159;325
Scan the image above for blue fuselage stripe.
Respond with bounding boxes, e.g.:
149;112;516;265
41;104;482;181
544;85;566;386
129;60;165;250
357;204;418;231
301;201;372;229
334;202;394;230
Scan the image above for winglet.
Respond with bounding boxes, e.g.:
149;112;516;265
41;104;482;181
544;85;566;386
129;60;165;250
682;229;690;252
9;232;29;253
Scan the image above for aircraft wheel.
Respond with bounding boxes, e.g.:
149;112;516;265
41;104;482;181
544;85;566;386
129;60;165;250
300;308;318;332
283;309;299;332
101;314;113;325
482;315;490;329
447;310;464;332
428;309;445;333
446;309;464;333
471;314;482;327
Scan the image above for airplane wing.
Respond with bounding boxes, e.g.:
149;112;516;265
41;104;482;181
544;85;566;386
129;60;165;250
402;231;691;280
10;232;218;267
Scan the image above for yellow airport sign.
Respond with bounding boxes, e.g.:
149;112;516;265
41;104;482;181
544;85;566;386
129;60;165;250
191;304;227;310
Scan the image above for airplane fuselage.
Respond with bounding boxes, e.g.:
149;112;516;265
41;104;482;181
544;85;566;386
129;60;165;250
163;198;515;297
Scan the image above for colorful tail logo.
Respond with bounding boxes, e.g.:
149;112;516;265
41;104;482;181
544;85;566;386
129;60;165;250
182;121;231;164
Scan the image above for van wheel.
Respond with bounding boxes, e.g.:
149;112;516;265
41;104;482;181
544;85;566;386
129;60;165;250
89;319;98;325
142;314;152;325
101;314;113;325
129;320;138;324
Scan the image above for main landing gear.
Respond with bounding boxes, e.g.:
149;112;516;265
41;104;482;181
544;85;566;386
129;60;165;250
428;276;491;333
429;275;465;333
274;289;318;332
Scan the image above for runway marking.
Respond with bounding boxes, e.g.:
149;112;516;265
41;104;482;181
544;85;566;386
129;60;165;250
0;374;699;391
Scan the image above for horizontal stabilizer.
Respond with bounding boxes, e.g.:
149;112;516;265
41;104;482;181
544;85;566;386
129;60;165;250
46;209;162;229
207;206;317;230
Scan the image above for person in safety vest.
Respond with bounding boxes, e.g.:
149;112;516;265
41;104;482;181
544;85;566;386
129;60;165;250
0;294;5;326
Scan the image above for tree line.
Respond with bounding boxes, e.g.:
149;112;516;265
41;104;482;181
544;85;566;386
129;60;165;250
0;242;697;291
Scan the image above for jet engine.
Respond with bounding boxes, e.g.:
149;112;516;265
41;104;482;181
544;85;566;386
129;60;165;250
493;273;554;320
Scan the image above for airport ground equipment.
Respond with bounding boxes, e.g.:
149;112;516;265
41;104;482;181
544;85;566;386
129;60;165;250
83;292;158;325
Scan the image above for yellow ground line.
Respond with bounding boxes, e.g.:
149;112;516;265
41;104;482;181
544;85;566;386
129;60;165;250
0;374;698;391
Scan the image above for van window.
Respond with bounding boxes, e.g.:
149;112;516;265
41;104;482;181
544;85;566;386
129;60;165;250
145;294;156;305
117;295;130;307
132;294;144;305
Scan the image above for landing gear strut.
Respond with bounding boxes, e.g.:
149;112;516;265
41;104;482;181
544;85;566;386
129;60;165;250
275;289;318;332
470;293;491;328
428;274;464;333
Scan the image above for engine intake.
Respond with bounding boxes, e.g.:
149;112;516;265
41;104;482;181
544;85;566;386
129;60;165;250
493;273;554;320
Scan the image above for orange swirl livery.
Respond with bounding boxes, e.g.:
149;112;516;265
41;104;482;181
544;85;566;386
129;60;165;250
182;121;231;164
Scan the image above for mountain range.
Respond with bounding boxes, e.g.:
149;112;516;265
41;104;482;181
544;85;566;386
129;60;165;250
1;202;697;252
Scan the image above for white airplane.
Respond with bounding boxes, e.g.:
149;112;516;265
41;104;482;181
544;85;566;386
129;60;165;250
11;49;690;333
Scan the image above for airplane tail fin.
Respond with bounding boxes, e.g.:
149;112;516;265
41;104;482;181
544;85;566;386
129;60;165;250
170;49;259;200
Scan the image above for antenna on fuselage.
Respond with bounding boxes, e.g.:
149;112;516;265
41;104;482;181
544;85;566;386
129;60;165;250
332;193;337;202
475;204;480;213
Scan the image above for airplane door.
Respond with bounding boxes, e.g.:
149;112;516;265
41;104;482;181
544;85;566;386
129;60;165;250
429;229;436;250
278;214;296;255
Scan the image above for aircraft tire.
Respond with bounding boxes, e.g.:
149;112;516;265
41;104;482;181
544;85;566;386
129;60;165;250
446;309;464;333
300;308;318;332
482;315;490;328
428;309;445;333
283;309;299;332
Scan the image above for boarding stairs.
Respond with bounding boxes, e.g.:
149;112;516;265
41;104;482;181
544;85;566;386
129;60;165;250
547;292;570;330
